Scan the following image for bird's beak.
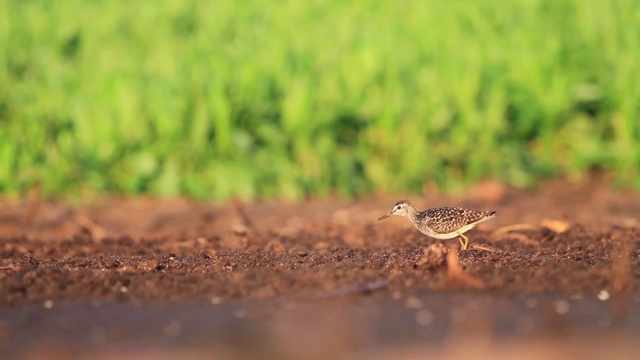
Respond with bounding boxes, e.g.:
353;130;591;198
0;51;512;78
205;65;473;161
378;213;390;221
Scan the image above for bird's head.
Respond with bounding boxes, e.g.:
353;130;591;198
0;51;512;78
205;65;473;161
378;200;414;220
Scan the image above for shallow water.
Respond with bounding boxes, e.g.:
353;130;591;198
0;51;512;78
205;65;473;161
3;291;640;359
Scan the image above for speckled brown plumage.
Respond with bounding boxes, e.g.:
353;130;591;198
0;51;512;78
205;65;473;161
417;207;496;234
378;199;497;250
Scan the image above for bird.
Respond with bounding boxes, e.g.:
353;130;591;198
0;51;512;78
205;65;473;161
378;199;496;250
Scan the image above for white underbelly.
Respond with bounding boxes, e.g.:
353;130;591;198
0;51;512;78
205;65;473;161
420;223;477;239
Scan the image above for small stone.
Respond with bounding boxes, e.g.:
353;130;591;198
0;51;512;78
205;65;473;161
553;300;570;315
210;297;222;305
416;243;447;268
597;290;610;301
288;249;307;257
265;240;285;252
405;297;424;309
541;219;570;233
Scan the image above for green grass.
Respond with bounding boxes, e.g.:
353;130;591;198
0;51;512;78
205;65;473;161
1;0;639;200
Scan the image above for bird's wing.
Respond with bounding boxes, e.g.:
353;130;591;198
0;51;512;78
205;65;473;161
424;207;472;234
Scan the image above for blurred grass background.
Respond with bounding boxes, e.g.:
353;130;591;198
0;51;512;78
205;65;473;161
1;0;639;200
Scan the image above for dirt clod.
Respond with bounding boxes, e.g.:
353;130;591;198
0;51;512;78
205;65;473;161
416;243;447;269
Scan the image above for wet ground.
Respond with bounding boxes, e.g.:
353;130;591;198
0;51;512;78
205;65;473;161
1;177;639;359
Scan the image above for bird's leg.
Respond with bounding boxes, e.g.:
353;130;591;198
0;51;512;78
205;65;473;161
458;233;469;250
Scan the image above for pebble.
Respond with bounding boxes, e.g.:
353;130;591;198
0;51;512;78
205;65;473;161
553;300;570;315
597;290;610;301
210;297;222;305
405;297;424;309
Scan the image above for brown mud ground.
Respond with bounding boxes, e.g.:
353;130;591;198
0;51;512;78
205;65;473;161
1;177;640;359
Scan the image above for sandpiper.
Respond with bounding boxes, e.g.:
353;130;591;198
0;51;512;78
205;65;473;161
378;200;496;250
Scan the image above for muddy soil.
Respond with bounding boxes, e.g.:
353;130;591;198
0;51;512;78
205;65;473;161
1;177;640;358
